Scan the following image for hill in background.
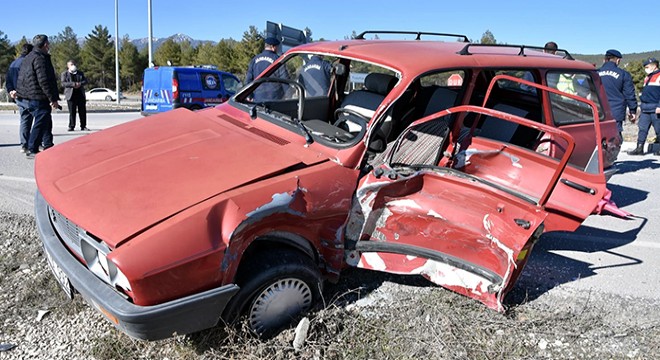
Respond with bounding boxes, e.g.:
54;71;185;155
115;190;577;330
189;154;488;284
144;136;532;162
574;51;660;66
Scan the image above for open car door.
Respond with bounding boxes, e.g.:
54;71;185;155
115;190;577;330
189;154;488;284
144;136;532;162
345;85;607;310
479;75;609;231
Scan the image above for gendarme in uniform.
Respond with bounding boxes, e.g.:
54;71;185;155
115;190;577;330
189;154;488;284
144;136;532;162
246;37;287;102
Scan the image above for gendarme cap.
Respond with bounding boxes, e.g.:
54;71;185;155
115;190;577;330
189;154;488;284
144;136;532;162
264;37;280;46
643;57;659;67
605;49;622;58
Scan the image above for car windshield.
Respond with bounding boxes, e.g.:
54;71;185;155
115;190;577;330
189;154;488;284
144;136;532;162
233;52;398;148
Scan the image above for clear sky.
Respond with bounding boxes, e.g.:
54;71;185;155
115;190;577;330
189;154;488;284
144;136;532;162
0;0;653;55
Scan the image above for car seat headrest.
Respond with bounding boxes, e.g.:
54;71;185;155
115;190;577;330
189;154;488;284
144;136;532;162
364;73;397;95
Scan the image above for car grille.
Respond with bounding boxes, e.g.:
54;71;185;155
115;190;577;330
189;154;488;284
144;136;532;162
48;207;111;264
49;207;84;258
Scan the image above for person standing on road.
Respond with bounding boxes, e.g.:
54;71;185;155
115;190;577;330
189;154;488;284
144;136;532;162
598;49;638;142
629;57;660;155
61;60;88;131
5;43;34;153
245;37;287;102
15;34;59;158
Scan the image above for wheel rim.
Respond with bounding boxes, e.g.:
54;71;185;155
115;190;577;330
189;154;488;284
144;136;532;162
248;278;313;334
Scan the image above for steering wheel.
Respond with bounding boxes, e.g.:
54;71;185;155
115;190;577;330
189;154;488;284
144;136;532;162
333;107;370;131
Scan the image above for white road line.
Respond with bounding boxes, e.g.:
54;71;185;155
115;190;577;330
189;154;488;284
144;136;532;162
0;175;36;183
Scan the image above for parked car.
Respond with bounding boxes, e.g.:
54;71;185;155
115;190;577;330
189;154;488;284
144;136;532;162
36;31;621;341
86;88;122;101
141;66;241;115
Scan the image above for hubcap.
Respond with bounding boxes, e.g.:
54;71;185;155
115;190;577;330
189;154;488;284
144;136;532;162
249;278;313;334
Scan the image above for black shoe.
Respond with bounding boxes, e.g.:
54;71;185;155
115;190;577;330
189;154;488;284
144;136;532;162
81;127;90;131
68;128;74;131
25;150;39;158
627;145;645;155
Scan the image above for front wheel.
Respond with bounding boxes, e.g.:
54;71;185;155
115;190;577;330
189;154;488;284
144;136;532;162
105;95;113;101
222;248;322;337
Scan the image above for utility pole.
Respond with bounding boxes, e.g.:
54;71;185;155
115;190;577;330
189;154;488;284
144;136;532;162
148;0;153;67
115;0;121;104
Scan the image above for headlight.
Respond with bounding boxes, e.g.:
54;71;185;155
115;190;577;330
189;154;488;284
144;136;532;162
80;239;132;293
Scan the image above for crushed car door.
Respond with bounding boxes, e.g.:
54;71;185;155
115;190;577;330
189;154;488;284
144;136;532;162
480;75;609;231
344;104;601;311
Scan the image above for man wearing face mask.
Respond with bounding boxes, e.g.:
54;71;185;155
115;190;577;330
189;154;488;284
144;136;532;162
629;57;660;155
15;34;59;158
61;60;88;131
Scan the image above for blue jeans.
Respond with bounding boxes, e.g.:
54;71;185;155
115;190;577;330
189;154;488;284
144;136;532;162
636;112;660;146
26;100;54;152
16;98;34;149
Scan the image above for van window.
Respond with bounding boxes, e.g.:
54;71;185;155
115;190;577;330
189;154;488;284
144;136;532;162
223;76;240;93
177;72;199;91
546;71;605;125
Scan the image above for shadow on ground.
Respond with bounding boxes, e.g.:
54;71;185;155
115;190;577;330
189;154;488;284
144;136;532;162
507;215;647;306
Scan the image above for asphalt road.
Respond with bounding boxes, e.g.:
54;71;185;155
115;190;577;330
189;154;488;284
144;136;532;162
0;110;141;214
1;110;658;303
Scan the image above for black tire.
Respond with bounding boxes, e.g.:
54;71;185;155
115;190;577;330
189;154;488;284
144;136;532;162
222;248;322;337
105;95;112;101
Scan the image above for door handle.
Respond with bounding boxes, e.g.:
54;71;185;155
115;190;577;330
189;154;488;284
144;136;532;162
560;178;596;195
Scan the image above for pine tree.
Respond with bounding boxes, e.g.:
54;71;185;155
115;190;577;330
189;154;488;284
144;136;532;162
195;42;220;68
480;30;497;45
119;36;143;91
0;31;14;88
81;25;115;88
154;39;181;66
234;26;264;80
14;37;29;58
50;26;81;77
217;39;238;74
179;40;197;66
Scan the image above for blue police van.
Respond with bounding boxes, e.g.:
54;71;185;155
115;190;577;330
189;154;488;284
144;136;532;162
141;66;241;115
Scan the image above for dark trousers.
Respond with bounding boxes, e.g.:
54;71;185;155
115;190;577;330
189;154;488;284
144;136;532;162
636;112;660;146
67;96;87;129
26;100;54;152
16;98;34;148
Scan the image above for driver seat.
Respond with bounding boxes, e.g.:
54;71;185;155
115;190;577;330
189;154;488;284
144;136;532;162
341;73;397;119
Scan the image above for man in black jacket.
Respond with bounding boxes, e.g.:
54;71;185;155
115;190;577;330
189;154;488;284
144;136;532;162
15;34;59;157
61;60;88;131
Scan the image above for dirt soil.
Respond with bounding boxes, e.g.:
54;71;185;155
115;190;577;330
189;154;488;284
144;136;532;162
1;211;659;360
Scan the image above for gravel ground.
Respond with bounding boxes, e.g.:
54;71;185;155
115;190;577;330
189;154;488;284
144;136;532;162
1;210;659;359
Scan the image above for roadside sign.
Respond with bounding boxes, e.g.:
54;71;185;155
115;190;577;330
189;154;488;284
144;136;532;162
448;73;463;86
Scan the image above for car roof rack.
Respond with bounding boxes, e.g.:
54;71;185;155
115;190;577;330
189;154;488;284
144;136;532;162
355;30;470;43
457;43;574;60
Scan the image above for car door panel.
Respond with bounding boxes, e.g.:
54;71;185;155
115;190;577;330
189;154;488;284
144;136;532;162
346;96;605;310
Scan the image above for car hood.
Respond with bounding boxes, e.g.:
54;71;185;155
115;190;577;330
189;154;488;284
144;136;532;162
35;108;327;247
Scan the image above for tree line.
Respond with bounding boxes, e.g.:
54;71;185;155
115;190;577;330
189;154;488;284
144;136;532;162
2;27;657;97
0;25;281;94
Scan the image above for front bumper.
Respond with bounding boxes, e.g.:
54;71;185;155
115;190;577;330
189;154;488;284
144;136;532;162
35;191;239;340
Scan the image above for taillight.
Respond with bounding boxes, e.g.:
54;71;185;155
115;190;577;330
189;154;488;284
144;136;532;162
172;78;179;101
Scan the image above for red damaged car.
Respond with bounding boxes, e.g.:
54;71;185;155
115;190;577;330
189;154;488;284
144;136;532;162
36;32;619;340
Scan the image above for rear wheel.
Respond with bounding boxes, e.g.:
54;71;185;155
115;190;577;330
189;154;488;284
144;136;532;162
222;248;322;337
